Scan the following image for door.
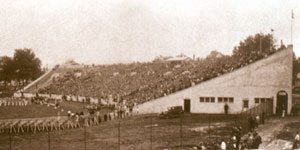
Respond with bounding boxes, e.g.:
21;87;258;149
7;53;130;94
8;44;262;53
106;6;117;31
276;91;288;115
184;99;191;113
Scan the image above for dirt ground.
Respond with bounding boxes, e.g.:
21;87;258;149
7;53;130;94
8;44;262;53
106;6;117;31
256;116;300;150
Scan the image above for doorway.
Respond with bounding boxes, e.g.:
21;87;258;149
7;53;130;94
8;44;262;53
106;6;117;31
184;99;191;113
276;91;288;115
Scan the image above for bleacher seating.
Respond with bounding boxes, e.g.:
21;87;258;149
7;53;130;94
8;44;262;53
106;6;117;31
32;47;281;108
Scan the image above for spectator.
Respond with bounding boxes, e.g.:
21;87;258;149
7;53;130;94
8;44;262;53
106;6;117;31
252;132;262;149
295;131;300;142
224;104;229;114
248;116;255;131
255;114;260;128
246;132;254;149
282;108;286;118
231;135;237;150
220;139;226;150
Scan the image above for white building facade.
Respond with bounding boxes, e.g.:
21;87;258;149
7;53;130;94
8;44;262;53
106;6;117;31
136;46;293;115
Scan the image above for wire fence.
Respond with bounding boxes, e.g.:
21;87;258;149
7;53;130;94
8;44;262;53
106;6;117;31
0;102;274;150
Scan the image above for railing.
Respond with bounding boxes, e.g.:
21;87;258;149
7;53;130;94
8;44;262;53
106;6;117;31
238;100;273;133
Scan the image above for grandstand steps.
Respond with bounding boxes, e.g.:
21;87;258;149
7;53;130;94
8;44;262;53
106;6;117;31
23;67;71;93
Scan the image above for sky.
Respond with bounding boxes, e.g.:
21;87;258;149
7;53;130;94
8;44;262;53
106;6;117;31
0;0;299;68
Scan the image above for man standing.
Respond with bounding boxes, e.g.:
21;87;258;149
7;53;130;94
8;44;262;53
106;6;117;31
255;115;260;128
220;139;226;150
248;116;255;131
295;131;299;142
224;104;229;115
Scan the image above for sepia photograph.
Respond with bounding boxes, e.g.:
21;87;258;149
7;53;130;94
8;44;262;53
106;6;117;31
0;0;300;149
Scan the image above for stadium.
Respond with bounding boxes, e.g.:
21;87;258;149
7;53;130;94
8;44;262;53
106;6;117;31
1;1;300;150
0;40;298;149
15;45;294;116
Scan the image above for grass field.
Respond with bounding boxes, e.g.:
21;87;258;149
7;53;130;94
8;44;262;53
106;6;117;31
0;114;241;150
0;104;63;119
0;100;111;120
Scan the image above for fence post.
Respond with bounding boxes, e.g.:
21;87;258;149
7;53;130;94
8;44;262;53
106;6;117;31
84;126;87;150
235;114;237;125
48;130;50;150
208;114;211;145
150;117;152;150
118;120;121;150
180;116;182;148
9;133;12;150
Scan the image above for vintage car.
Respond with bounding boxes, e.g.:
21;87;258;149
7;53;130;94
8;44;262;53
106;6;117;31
159;106;184;119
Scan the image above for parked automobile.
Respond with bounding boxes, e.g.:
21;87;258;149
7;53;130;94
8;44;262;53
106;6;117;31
159;106;184;119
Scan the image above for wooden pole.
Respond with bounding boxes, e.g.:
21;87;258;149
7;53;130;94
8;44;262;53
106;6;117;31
48;130;50;150
118;120;121;150
180;116;183;148
84;126;86;150
150;117;152;150
9;133;12;150
209;114;211;144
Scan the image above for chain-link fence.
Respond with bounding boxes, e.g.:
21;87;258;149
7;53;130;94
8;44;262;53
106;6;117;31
0;101;274;150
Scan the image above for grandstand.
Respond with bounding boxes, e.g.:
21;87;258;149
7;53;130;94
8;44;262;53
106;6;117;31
18;45;294;115
138;45;293;114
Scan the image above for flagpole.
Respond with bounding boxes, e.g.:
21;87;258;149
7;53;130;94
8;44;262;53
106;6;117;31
291;9;294;45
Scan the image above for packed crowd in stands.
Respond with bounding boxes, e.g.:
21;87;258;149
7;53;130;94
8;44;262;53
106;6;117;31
37;46;282;108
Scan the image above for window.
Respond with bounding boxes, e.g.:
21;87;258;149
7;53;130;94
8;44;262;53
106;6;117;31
243;100;249;108
218;97;223;103
205;97;210;102
254;97;271;104
200;97;215;103
200;97;204;102
218;97;234;103
224;97;228;103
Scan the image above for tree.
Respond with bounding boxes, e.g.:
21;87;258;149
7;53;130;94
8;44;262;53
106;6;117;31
231;33;278;66
232;33;276;58
13;48;42;84
0;56;16;84
206;50;224;59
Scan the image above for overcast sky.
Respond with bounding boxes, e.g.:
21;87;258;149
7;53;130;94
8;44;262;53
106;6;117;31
0;0;299;67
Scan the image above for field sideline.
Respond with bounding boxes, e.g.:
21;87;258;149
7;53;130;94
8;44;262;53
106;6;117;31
0;114;240;150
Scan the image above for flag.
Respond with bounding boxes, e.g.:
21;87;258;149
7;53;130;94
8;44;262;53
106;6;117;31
292;9;294;19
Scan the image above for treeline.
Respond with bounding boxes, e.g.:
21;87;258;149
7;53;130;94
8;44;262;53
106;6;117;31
0;48;43;86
